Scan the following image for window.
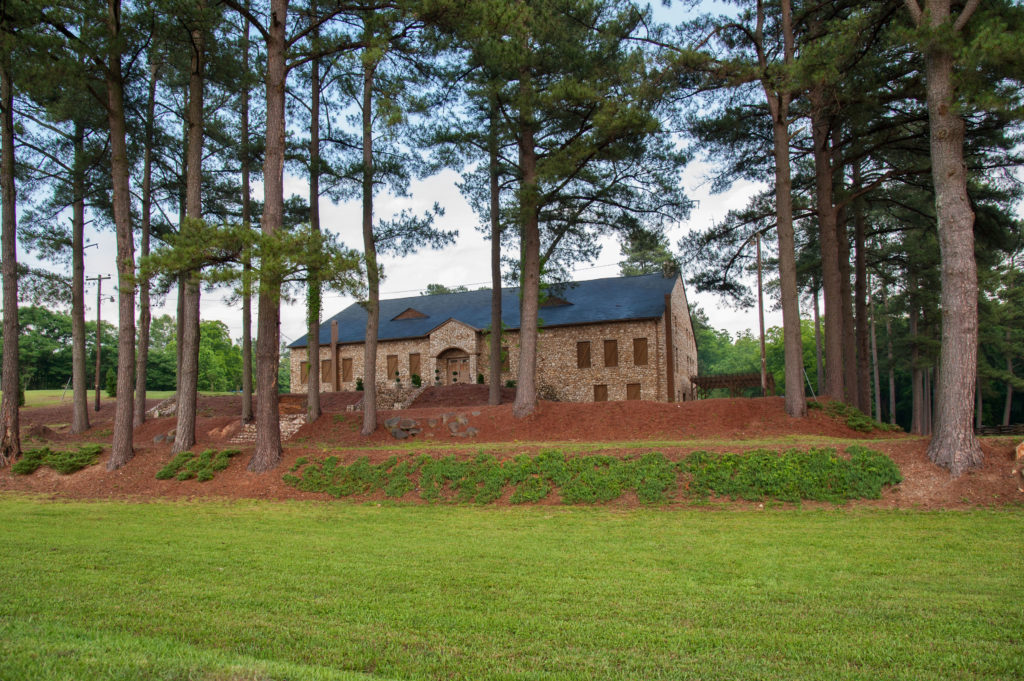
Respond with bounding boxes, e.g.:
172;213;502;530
387;354;398;379
633;338;648;366
342;357;353;382
604;340;618;367
320;360;331;382
409;353;421;377
300;361;310;382
577;341;591;369
501;346;510;372
594;384;608;402
626;383;641;400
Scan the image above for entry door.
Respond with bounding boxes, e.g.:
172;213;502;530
447;357;469;384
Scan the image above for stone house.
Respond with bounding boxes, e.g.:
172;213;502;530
288;272;698;403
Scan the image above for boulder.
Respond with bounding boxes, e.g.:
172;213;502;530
1016;441;1024;461
384;416;401;429
390;428;410;440
398;418;418;430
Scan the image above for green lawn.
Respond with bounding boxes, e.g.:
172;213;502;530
0;497;1020;680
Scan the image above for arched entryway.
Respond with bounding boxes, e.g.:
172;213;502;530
437;347;470;385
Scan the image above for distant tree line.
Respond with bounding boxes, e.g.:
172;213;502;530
0;309;247;393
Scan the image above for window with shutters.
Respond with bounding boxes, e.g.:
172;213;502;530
626;383;641;400
604;339;618;367
387;354;398;379
342;357;353;382
577;341;591;368
593;384;608;402
409;353;421;377
633;338;648;366
300;361;310;382
320;360;331;382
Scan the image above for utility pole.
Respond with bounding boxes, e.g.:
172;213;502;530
87;274;111;411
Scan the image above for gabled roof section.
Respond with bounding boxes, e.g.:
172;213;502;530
426;317;479;335
540;295;571;307
289;273;681;348
392;307;428;321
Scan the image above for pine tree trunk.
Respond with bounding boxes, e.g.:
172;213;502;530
306;29;322;424
762;0;805;418
920;0;984;476
106;0;136;470
869;276;882;422
809;87;844;402
173;19;204;455
852;190;871;414
882;285;896;424
360;54;379;437
1004;334;1013;426
488;94;502;407
975;372;983;430
0;56;20;466
134;58;158;427
924;366;933;435
248;0;288;472
813;286;823;396
513;68;540;419
837;207;858;406
176;90;187;383
910;301;925;435
70;123;90;434
239;9;254;424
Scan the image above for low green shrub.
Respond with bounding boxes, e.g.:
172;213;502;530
11;444;103;475
285;450;679;505
283;448;900;505
155;449;241;482
681;447;902;502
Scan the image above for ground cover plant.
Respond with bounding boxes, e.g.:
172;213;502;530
810;400;903;433
682;446;903;502
155;449;241;482
10;444;103;475
283;447;900;504
0;498;1020;681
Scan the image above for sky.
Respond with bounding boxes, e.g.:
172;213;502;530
22;1;782;346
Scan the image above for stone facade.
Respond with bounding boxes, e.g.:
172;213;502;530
290;277;698;403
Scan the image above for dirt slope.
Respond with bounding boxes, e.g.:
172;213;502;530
2;391;1021;508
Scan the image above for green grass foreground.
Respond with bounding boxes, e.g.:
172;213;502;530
0;498;1021;681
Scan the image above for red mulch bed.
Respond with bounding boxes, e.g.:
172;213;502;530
2;389;1022;509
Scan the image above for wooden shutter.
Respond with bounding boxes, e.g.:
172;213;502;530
577;341;591;368
320;360;331;382
409;353;421;377
387;355;398;379
300;361;310;382
626;383;641;400
633;338;648;366
342;357;353;382
594;384;608;402
604;340;618;367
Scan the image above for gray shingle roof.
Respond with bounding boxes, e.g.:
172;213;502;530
288;273;680;348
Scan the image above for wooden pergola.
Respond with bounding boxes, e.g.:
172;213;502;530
691;373;775;398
